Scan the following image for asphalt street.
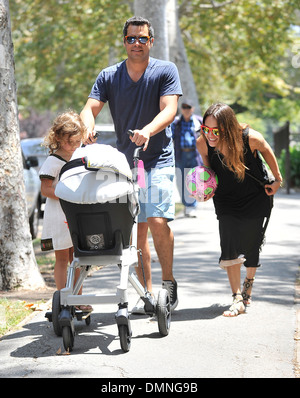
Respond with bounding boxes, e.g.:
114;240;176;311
0;190;299;379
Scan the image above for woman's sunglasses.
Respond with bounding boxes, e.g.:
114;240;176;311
201;125;220;137
125;36;151;45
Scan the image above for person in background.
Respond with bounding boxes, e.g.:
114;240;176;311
172;99;203;217
196;103;282;317
80;16;182;313
39;111;92;312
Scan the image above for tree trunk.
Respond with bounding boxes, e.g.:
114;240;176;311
0;0;45;290
134;0;169;60
133;0;201;114
167;0;201;114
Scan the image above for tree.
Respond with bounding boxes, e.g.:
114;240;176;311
134;0;169;60
180;0;300;116
9;0;300;124
9;0;132;114
167;0;201;113
0;0;45;290
134;0;201;113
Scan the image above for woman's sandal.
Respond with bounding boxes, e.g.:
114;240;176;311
223;293;245;317
242;277;255;306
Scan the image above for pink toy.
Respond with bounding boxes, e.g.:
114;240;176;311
137;160;146;188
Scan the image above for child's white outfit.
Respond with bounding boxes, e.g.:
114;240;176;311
39;154;73;251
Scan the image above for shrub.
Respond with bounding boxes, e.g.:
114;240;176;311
278;144;300;187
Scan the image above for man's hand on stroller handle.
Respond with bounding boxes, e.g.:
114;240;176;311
127;129;149;151
82;130;101;146
83;128;99;146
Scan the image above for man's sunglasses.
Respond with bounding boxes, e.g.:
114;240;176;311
125;36;151;45
201;125;220;137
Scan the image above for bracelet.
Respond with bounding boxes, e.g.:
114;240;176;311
275;179;283;187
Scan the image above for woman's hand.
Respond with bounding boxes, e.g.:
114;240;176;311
190;192;215;202
264;180;281;196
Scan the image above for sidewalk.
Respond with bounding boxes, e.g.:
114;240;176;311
0;190;299;378
171;190;300;378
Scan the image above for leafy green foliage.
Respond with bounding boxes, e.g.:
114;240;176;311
10;0;131;113
9;0;300;124
279;144;300;187
179;0;300;119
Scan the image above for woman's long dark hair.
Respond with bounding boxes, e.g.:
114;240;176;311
203;103;247;181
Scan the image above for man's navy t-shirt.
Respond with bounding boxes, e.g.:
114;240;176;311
88;57;182;170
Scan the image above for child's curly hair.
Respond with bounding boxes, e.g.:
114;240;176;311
43;110;87;154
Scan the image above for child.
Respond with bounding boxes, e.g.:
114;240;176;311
39;111;90;309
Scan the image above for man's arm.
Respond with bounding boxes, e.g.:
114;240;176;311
80;98;105;142
130;94;180;150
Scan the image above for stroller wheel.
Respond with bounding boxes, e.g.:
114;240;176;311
118;325;131;353
52;291;63;337
156;289;171;336
62;325;74;352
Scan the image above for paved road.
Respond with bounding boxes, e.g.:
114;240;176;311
0;191;299;379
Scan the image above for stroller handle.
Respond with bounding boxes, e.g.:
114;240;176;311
128;130;145;186
127;130;144;159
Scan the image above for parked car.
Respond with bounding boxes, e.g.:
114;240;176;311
21;137;48;173
23;151;42;239
21;137;48;204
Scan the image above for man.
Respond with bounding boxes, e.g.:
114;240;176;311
80;16;182;312
172;99;202;217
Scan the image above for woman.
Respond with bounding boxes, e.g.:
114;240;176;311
196;103;282;317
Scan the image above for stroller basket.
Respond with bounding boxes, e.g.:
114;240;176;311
60;196;134;257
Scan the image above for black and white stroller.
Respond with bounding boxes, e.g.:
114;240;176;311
45;143;171;352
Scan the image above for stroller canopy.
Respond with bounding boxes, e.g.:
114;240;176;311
55;144;134;204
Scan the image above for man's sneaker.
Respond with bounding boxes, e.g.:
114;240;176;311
162;279;178;311
131;298;146;315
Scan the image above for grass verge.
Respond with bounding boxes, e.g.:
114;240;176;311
0;298;35;338
0;237;55;338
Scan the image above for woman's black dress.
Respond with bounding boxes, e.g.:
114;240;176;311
207;129;273;268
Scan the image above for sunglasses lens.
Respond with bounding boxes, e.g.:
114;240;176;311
125;36;150;44
139;36;149;44
126;36;136;44
201;126;219;136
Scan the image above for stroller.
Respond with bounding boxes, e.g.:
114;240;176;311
45;142;171;352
